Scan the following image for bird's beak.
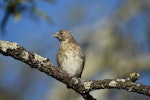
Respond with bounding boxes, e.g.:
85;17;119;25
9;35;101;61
52;32;59;38
52;34;58;38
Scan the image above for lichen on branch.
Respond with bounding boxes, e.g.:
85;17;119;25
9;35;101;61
0;40;150;100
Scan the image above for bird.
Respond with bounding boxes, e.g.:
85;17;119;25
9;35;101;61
52;30;85;78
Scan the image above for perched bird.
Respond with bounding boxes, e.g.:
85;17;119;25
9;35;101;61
52;30;85;78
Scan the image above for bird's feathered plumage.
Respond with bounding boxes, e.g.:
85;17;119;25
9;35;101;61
53;30;85;78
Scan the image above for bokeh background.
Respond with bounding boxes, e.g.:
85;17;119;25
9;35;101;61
0;0;150;100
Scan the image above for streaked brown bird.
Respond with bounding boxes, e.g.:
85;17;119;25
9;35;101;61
52;30;85;78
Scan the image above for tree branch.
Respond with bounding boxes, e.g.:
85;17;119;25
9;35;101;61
0;40;150;100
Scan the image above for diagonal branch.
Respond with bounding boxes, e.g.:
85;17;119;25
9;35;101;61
0;40;150;100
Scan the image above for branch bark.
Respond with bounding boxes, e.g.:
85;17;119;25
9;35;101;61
0;40;150;100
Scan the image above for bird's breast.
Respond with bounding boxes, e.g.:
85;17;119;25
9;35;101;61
57;43;84;77
62;51;83;76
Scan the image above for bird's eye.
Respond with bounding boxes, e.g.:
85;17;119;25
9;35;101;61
60;32;63;35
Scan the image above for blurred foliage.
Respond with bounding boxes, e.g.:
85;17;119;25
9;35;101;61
0;87;20;100
0;0;150;100
50;0;150;100
0;0;54;32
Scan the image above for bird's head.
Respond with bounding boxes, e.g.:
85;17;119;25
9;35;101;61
52;30;74;42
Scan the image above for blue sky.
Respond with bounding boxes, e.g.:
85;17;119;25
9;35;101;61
0;1;119;100
0;0;150;100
